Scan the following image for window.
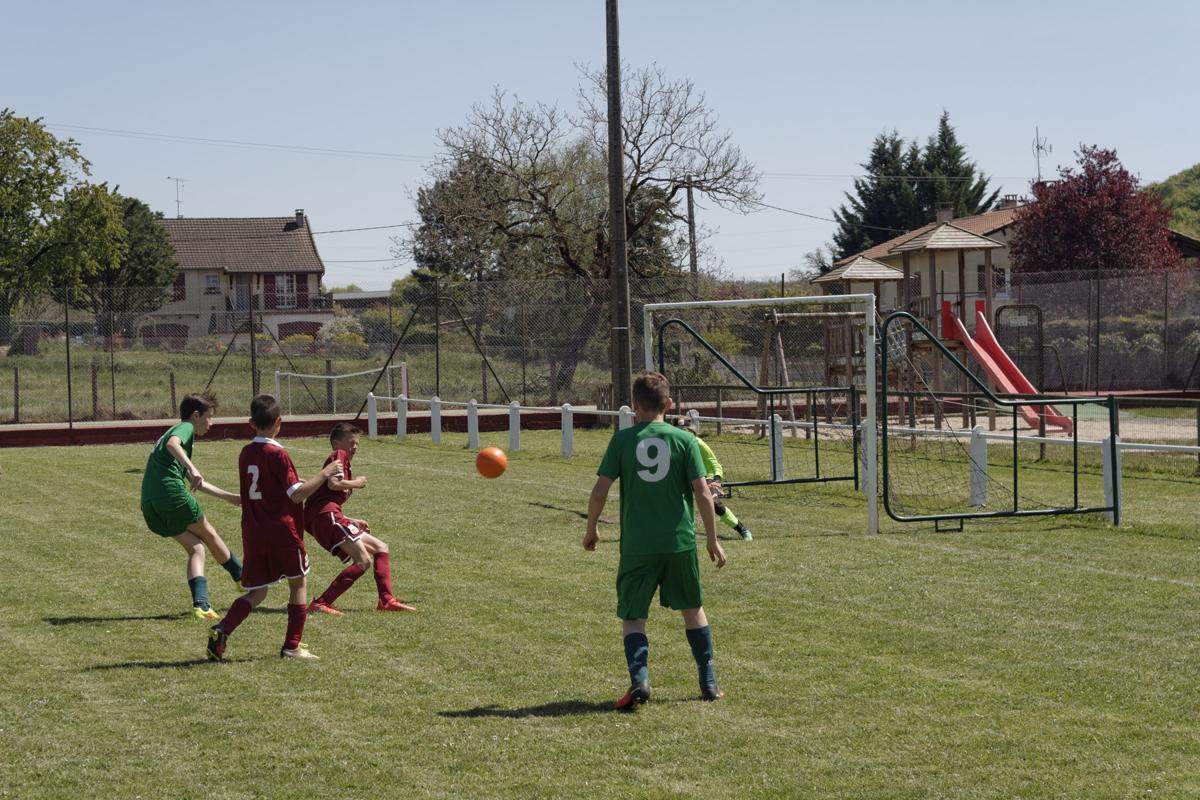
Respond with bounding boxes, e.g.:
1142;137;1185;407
276;274;296;309
204;274;220;295
172;273;186;301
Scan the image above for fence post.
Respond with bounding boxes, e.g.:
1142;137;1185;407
430;396;442;445
325;359;334;414
619;405;634;430
91;360;99;419
688;408;700;435
561;403;574;458
770;413;785;481
467;399;480;449
715;388;723;436
12;366;19;423
366;393;378;439
169;371;176;416
1102;434;1123;525
274;370;281;401
396;395;408;441
509;401;521;452
969;426;988;507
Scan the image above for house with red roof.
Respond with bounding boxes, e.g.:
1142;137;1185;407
150;210;333;341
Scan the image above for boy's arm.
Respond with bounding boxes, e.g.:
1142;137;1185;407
582;476;614;551
165;436;203;490
692;476;726;568
198;480;240;506
289;459;344;504
329;476;367;490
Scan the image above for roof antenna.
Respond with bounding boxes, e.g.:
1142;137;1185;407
166;176;189;218
1032;127;1052;184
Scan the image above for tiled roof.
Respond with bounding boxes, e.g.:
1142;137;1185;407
159;216;326;274
812;256;904;283
835;205;1023;265
888;221;1004;254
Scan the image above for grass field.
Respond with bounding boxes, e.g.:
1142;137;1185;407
1;429;1199;799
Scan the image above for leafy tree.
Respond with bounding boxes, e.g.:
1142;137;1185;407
329;283;364;293
1149;163;1200;238
1010;146;1181;280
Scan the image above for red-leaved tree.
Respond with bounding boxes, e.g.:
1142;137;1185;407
1010;146;1181;276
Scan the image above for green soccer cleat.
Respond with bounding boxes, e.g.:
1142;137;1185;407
614;679;651;712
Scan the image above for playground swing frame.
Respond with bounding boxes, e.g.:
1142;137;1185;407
880;310;1121;527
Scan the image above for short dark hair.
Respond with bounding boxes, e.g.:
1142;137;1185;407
330;422;361;446
249;394;281;430
631;372;670;413
180;392;217;421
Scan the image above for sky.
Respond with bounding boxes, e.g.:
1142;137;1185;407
4;0;1197;289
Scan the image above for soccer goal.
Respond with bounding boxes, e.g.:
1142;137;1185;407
643;294;878;535
274;362;408;415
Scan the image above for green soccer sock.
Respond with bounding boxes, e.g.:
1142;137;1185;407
188;576;210;611
719;507;740;530
623;632;649;686
220;554;243;583
685;625;716;686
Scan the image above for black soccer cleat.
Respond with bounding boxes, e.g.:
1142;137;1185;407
206;624;228;662
736;524;753;542
614;679;651;712
700;682;724;701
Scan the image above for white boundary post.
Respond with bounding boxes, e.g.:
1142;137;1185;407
367;393;378;439
508;401;521;452
688;408;700;434
561;403;574;457
1103;434;1123;524
396;395;407;441
770;414;785;479
430;396;442;445
619;405;634;429
274;370;281;401
969;426;987;507
467;399;480;449
400;362;410;398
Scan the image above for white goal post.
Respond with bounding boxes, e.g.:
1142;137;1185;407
643;294;878;535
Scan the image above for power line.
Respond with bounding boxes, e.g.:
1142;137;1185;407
748;199;909;233
763;171;1031;183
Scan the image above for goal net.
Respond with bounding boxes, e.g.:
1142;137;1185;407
643;295;878;534
275;363;408;416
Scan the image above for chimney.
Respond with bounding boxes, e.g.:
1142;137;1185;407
935;203;954;223
294;209;305;229
998;194;1021;210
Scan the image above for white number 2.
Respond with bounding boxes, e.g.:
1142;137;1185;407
247;465;264;500
636;437;671;483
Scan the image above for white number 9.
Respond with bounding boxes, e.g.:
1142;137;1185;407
636;437;671;483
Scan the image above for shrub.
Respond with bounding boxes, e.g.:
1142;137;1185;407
317;316;366;346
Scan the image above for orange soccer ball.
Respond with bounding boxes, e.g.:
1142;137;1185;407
475;446;508;479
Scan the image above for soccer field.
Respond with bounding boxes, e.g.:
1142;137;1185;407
1;430;1198;799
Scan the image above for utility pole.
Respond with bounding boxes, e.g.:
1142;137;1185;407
685;175;699;298
606;0;633;403
166;176;188;218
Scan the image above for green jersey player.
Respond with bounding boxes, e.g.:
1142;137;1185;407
583;372;727;710
140;393;242;619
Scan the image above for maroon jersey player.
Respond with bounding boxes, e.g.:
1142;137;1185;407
305;422;415;615
206;394;342;662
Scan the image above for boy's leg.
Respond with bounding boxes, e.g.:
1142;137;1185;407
186;517;243;583
207;587;266;661
681;607;721;700
615;555;661;710
710;481;751;540
311;541;368;612
173;532;214;616
282;576;314;658
360;534;412;610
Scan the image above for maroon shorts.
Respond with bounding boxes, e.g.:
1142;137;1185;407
306;509;366;564
241;523;310;590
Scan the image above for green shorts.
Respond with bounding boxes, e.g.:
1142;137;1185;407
141;492;203;538
616;549;703;620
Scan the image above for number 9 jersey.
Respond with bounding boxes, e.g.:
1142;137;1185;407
597;421;706;556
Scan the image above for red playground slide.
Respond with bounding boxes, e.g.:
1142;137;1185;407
940;300;1073;433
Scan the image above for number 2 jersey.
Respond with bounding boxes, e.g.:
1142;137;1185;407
238;436;305;546
597;421;705;556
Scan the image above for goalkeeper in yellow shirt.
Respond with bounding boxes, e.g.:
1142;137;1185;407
674;416;752;541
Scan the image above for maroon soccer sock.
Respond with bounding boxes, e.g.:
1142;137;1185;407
317;563;366;606
373;552;394;602
221;596;253;634
284;603;307;651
